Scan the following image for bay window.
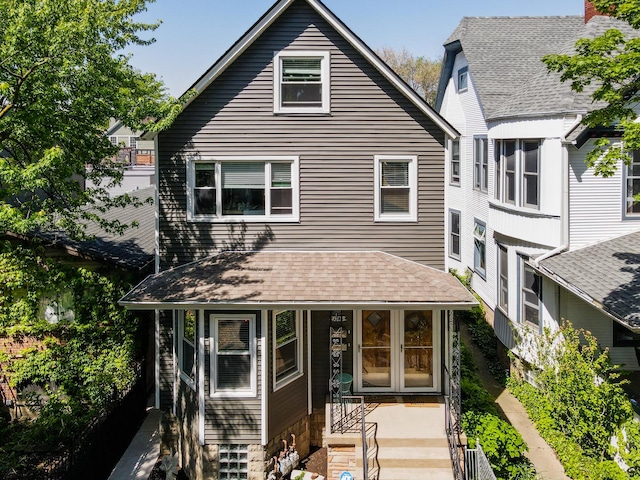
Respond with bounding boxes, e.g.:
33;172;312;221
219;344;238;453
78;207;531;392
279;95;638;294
495;139;540;209
520;258;541;329
188;157;299;222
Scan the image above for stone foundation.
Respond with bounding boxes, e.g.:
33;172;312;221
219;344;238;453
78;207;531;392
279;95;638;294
326;444;356;480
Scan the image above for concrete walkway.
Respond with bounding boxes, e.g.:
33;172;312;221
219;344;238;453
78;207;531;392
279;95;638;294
461;324;570;480
108;408;161;480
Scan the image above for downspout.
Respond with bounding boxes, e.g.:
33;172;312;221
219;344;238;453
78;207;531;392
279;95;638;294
533;115;580;267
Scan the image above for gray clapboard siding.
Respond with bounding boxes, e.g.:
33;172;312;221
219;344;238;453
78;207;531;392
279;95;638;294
158;1;445;271
159;311;174;410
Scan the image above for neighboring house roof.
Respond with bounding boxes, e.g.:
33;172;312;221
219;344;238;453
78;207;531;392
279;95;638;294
38;186;155;271
120;250;477;309
435;15;637;121
538;230;640;332
153;0;458;140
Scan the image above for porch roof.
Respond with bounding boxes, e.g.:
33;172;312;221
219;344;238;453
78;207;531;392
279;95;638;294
119;250;477;310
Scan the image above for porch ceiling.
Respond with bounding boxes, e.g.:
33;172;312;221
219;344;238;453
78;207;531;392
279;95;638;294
119;250;477;310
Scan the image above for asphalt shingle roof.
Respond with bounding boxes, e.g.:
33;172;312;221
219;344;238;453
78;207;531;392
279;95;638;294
120;251;477;308
443;15;638;120
40;186;155;270
538;230;640;328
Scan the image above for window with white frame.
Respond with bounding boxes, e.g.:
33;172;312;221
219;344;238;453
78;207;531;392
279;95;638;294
626;150;640;215
498;244;508;313
449;209;461;260
211;314;256;396
474;137;488;192
473;220;486;279
273;310;302;388
520;258;541;328
188;157;299;222
450;139;460;185
274;51;330;114
457;66;468;92
374;155;418;221
218;444;248;480
495;140;540;209
178;309;197;388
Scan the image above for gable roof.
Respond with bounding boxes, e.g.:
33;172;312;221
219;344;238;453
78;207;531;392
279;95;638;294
120;250;477;309
165;0;458;139
435;15;637;121
537;230;640;332
37;186;155;271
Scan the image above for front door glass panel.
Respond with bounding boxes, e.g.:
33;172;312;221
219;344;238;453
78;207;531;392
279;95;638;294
361;310;391;388
403;310;433;388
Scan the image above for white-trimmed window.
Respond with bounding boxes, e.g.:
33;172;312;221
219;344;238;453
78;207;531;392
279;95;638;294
473;220;486;279
520;258;541;329
187;156;299;222
374;155;418;222
178;309;197;388
210;314;256;397
274;50;330;114
273;310;303;389
457;66;468;92
219;444;248;480
626;150;640;215
473;137;488;192
450;139;460;186
495;140;540;209
498;244;508;313
449;209;461;260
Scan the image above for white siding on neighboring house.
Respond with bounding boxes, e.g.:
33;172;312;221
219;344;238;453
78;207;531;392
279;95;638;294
561;288;640;371
442;52;493;307
569;139;640;249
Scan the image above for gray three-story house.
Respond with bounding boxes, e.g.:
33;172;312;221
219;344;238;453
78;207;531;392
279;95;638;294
121;0;475;479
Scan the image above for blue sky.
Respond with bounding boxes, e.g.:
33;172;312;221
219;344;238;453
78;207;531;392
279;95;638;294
126;0;584;97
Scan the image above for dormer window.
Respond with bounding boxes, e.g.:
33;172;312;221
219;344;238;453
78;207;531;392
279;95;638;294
457;66;468;92
274;51;330;114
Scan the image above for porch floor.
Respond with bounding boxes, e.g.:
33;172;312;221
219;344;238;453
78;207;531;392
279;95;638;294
324;396;453;480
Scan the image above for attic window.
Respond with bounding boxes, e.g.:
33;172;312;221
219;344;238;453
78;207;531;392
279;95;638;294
457;66;468;92
274;51;330;114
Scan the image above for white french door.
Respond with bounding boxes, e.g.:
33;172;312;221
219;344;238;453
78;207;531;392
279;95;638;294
355;309;439;393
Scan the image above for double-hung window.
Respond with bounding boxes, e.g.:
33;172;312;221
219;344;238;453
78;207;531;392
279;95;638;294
473;137;488;192
626;150;640;215
374;155;418;222
457;66;468;92
495;140;540;209
449;209;461;260
273;310;302;389
520;258;541;329
498;245;508;313
188;157;299;222
274;51;330;114
211;314;256;396
473;220;486;279
450;139;460;186
178;310;197;388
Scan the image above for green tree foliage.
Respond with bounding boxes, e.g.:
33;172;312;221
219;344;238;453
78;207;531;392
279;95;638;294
376;47;442;105
0;0;182;238
0;241;140;458
543;0;640;178
510;322;638;478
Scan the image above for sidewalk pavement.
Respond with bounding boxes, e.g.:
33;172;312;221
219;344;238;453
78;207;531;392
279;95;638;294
460;325;571;480
108;408;161;480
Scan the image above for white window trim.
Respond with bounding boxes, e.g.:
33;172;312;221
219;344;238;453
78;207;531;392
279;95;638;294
449;209;461;260
450;138;460;186
473;136;488;193
272;310;304;391
519;257;542;332
273;50;330;114
186;156;300;223
624;151;640;217
497;244;508;314
374;155;418;222
457;66;468;93
473;219;486;280
494;139;541;210
177;310;197;390
210;313;257;398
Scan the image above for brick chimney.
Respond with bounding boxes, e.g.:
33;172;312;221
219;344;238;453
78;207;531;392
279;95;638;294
585;0;609;23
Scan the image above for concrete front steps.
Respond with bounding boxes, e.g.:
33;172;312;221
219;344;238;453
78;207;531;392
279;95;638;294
324;396;454;480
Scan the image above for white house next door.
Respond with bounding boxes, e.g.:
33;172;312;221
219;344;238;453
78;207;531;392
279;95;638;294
356;310;439;393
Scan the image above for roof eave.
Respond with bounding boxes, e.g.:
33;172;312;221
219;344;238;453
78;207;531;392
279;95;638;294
434;40;462;113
